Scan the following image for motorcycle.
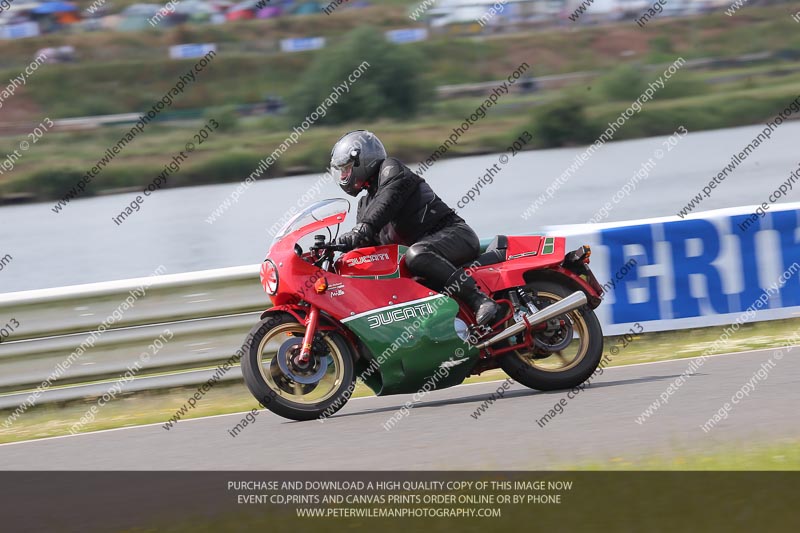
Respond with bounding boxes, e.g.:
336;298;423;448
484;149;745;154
241;198;604;421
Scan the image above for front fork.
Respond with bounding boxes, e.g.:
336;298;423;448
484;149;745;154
297;304;320;365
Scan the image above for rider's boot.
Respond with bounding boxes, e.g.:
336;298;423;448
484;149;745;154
446;268;499;326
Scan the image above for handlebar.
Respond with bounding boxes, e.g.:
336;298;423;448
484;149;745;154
310;243;351;253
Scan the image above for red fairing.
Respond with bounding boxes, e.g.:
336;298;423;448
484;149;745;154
470;236;566;294
270;237;433;321
507;236;562;260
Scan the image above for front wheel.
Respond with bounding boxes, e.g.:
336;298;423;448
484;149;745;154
499;280;603;391
241;313;356;421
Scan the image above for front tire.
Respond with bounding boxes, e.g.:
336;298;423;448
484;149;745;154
241;313;356;421
499;280;603;391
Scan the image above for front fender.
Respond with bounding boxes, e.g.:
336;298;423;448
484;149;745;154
259;304;360;352
260;304;306;324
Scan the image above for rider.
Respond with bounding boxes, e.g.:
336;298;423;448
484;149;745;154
330;130;499;325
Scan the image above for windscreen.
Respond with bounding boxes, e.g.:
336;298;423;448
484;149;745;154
271;198;350;246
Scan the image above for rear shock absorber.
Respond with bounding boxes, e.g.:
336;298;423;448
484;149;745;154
509;290;525;324
517;287;539;315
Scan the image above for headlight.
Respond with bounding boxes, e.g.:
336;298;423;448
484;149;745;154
454;317;470;342
260;259;279;295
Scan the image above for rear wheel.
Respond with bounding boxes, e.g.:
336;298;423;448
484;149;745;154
241;314;356;421
499;281;603;391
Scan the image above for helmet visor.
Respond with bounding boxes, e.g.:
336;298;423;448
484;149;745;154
331;149;355;168
332;161;354;186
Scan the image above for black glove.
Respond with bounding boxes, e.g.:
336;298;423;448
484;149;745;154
338;223;375;250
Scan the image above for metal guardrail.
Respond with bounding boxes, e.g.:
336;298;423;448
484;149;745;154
0;265;266;409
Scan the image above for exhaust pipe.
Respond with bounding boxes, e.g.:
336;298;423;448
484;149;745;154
475;291;587;350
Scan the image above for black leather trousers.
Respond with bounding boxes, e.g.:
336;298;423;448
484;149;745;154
404;221;481;291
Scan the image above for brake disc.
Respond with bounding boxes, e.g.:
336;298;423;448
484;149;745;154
270;357;318;395
530;295;574;354
275;337;329;385
534;317;574;353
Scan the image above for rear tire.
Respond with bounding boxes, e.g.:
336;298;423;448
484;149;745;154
499;281;603;391
241;313;356;422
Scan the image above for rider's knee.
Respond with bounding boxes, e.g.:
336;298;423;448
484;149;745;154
405;242;434;273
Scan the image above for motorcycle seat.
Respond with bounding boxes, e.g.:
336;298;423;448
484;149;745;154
486;235;508;255
465;235;508;268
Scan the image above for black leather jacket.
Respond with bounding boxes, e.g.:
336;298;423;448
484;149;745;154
356;157;459;245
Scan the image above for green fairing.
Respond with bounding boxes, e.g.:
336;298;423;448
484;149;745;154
346;296;480;396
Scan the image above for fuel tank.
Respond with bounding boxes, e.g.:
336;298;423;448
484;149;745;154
336;245;407;279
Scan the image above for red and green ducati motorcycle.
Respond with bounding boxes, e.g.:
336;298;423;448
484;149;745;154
242;198;604;421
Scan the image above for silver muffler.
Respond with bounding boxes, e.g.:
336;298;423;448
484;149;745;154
475;291;587;350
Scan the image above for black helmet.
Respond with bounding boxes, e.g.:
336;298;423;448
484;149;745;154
330;130;386;196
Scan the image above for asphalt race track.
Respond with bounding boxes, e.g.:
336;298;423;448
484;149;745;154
0;349;796;470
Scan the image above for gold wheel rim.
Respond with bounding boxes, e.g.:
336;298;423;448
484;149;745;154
256;323;345;404
513;290;589;373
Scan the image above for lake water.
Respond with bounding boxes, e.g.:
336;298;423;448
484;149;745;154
1;122;798;292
